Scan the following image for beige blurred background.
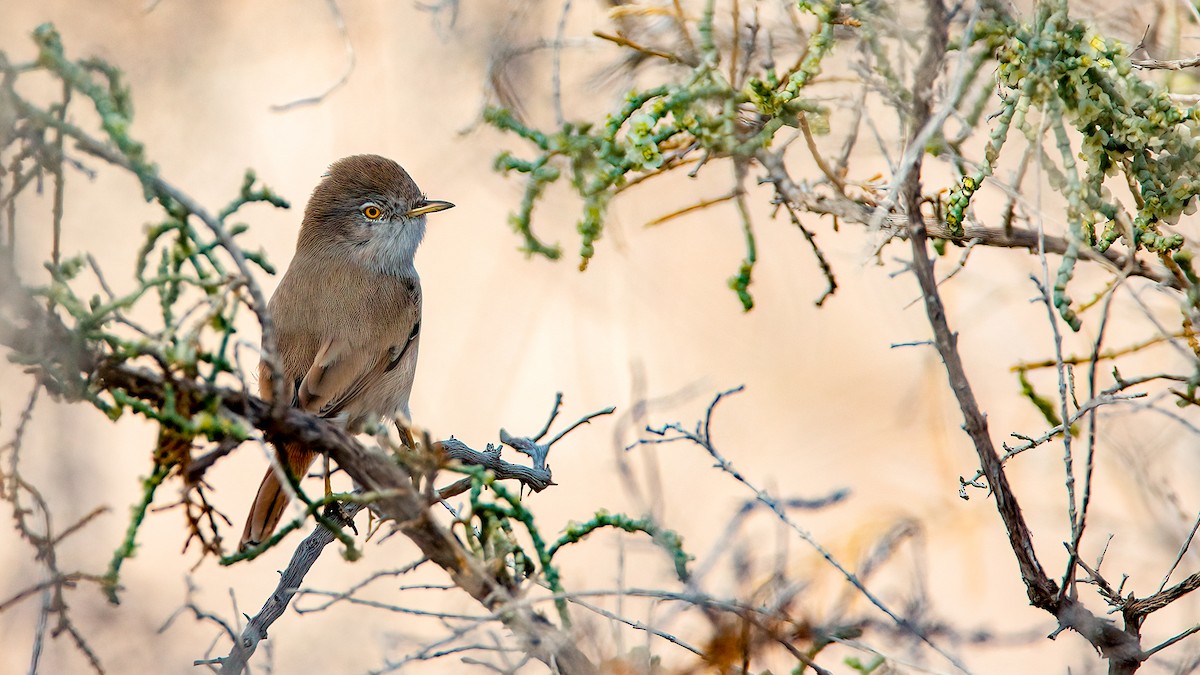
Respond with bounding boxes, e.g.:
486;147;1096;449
2;1;1198;673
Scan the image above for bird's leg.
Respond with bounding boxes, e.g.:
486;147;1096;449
319;452;358;535
397;422;415;451
323;452;332;499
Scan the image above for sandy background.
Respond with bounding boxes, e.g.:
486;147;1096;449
2;1;1198;673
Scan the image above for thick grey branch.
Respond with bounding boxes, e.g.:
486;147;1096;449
439;438;554;491
215;502;366;674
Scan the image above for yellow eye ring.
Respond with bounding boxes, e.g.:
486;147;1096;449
362;205;383;220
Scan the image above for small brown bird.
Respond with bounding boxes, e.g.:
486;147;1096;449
239;154;453;550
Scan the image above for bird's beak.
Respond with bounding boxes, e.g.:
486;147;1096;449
406;199;455;218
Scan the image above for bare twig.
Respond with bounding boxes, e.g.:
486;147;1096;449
1130;55;1200;70
1157;512;1200;594
271;0;356;112
593;31;682;64
552;0;574;126
438;438;554;494
632;387;970;673
497;396;615;474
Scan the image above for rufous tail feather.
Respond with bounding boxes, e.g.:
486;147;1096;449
239;443;317;551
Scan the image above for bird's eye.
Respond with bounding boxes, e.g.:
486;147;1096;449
362;204;383;220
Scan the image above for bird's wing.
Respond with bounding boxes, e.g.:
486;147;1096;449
296;336;379;417
296;320;419;420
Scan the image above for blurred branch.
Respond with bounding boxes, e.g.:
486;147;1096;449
270;0;356;112
1130;56;1200;70
0;386;109;674
593;30;683;64
631;386;968;673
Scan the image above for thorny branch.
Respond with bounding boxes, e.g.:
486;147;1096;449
214;501;367;674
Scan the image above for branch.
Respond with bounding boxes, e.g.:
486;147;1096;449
1124;571;1200;617
898;1;1147;671
216;502;366;673
755;151;1175;289
5;78;289;412
901;0;1060;611
439;438;554;493
632;387;968;673
434;395;613;499
1130;56;1200;70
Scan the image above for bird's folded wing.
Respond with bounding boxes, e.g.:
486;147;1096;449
297;336;385;418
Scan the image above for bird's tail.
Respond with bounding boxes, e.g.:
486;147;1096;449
239;443;317;551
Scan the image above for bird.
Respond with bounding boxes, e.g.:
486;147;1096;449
238;154;453;551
